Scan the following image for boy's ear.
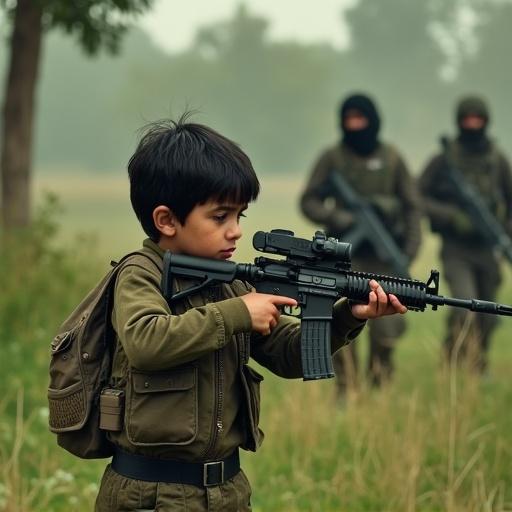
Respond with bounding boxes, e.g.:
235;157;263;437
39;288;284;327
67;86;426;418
152;205;179;237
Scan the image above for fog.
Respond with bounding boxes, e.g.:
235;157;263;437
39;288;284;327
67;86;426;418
2;0;511;179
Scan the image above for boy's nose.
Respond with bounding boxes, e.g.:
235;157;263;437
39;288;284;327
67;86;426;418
227;223;242;240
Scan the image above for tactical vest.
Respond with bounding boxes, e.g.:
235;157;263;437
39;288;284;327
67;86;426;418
328;143;406;249
330;143;399;198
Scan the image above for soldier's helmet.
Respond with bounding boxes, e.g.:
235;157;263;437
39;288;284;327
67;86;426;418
456;95;490;126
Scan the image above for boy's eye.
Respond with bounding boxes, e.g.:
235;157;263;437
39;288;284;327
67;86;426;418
212;209;246;222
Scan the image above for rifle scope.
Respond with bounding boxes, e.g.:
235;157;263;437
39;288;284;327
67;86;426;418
253;229;352;265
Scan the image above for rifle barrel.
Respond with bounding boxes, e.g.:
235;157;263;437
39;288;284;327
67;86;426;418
426;294;512;316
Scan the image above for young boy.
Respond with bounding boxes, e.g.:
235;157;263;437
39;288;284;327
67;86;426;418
95;117;407;511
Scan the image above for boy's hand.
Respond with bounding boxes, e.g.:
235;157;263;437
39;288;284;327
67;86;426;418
350;279;407;320
241;292;298;335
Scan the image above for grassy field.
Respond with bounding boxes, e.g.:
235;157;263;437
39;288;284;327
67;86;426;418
1;174;511;511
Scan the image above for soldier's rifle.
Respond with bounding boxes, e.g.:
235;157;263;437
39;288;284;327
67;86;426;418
162;230;512;381
321;169;410;277
441;136;512;263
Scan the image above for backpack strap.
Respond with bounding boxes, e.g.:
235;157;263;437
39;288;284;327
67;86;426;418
111;248;162;274
102;249;164;375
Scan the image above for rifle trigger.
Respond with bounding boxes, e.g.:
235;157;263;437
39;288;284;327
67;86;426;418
282;304;302;318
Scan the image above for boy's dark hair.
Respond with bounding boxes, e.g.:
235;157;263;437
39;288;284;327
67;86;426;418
128;115;260;240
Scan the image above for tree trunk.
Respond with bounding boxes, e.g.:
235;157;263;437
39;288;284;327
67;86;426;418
1;0;43;229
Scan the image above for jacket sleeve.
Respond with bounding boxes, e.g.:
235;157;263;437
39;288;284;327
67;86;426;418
393;153;422;259
112;265;252;371
250;299;366;378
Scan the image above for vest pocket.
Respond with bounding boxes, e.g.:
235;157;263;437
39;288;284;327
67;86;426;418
126;366;198;446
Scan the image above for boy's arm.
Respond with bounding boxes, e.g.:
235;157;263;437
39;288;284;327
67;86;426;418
250;299;365;379
113;265;252;371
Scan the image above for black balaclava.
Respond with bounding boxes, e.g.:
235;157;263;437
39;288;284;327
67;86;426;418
340;93;381;156
456;96;490;152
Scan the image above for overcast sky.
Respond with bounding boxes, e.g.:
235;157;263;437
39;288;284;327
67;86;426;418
139;0;357;54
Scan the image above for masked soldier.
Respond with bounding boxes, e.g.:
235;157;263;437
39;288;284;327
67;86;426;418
419;95;512;373
300;93;421;393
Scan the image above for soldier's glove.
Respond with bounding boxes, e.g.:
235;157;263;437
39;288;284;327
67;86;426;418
452;211;473;235
328;210;355;232
369;195;400;220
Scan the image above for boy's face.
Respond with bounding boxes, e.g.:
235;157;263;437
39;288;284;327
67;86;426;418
159;200;247;259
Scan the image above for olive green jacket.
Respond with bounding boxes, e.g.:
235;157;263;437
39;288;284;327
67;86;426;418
300;142;422;260
108;239;365;462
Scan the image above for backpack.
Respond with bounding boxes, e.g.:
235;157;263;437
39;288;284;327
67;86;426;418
47;250;161;459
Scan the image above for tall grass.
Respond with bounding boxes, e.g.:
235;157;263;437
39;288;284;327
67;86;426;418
1;184;512;511
0;196;104;512
247;360;512;511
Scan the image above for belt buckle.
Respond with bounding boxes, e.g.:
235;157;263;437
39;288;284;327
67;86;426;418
203;460;225;487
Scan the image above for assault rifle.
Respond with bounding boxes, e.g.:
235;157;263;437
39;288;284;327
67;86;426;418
441;136;512;263
323;169;410;277
161;230;512;381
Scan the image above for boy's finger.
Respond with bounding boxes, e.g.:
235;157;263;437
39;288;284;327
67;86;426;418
269;295;298;307
270;304;281;322
368;289;377;309
368;279;379;292
388;294;408;314
375;283;388;306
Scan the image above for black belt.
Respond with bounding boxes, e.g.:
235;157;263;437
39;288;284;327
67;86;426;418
111;448;240;487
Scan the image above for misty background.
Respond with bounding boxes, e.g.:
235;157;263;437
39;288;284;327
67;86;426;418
3;5;512;510
1;0;511;180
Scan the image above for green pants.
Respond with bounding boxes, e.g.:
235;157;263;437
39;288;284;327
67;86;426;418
95;464;252;512
333;256;406;391
441;241;502;372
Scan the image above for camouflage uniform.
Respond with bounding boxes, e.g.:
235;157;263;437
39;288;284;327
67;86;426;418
95;239;365;511
300;94;421;390
419;96;512;372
